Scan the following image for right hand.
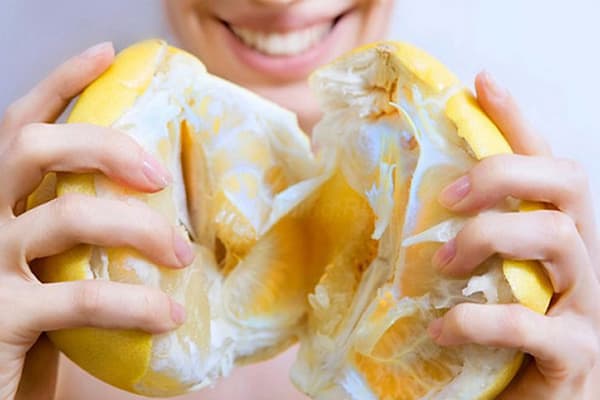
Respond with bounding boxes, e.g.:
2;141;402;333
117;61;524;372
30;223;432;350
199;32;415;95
0;42;194;400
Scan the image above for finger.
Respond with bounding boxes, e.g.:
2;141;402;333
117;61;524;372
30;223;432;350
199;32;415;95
1;42;114;130
428;303;599;379
497;357;588;399
432;210;592;294
475;71;552;156
24;281;186;334
0;122;171;212
0;194;194;269
438;154;597;252
16;334;58;400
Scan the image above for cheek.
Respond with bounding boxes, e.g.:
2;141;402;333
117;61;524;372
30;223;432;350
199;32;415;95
170;8;241;82
166;0;214;49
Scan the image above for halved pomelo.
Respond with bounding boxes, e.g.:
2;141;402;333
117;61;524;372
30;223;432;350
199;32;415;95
31;39;324;396
291;42;553;400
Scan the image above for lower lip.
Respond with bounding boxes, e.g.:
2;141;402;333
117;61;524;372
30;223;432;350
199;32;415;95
219;15;349;81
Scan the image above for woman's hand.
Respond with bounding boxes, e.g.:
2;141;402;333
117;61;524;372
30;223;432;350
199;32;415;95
428;72;600;399
0;42;193;400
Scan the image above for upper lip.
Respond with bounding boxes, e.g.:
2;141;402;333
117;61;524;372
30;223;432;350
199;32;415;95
218;7;353;33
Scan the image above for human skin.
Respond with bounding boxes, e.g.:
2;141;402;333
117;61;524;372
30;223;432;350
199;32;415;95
163;0;395;132
1;1;599;399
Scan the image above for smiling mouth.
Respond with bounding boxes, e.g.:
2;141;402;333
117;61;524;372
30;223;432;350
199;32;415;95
221;12;348;57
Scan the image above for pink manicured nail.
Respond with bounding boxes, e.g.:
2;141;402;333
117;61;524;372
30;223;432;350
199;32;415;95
170;300;186;325
481;71;508;98
142;154;172;188
432;239;457;270
173;233;195;266
428;318;444;340
439;176;471;208
81;42;113;59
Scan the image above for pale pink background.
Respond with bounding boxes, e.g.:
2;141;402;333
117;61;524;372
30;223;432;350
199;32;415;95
2;0;599;200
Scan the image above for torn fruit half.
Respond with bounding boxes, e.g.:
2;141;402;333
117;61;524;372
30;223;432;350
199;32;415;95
291;42;553;400
31;40;325;396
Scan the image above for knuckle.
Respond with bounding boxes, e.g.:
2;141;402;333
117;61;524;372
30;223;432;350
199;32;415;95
2;102;21;127
129;202;169;242
134;288;168;328
138;226;161;250
12;123;44;156
501;305;530;346
559;158;588;184
477;155;510;181
544;211;577;248
462;214;493;250
75;281;103;318
558;158;590;195
447;303;475;339
99;129;143;167
53;194;88;232
573;323;600;372
54;194;82;218
113;130;141;154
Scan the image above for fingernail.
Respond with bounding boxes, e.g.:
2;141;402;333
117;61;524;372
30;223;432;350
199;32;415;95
428;318;444;340
482;71;508;98
439;175;471;208
142;154;172;188
170;299;186;325
173;233;195;266
432;239;457;270
81;42;113;59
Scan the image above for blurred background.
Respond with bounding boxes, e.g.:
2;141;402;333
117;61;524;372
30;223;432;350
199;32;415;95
1;0;599;200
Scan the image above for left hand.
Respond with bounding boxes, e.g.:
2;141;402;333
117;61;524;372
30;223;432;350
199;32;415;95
427;72;600;399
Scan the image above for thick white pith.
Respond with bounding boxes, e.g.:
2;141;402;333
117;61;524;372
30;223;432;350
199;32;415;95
88;47;321;395
292;46;519;400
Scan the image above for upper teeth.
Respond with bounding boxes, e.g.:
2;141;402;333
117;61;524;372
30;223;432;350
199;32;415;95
230;23;331;56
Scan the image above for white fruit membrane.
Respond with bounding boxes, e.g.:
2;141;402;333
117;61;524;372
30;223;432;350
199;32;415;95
90;47;323;395
292;45;520;399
